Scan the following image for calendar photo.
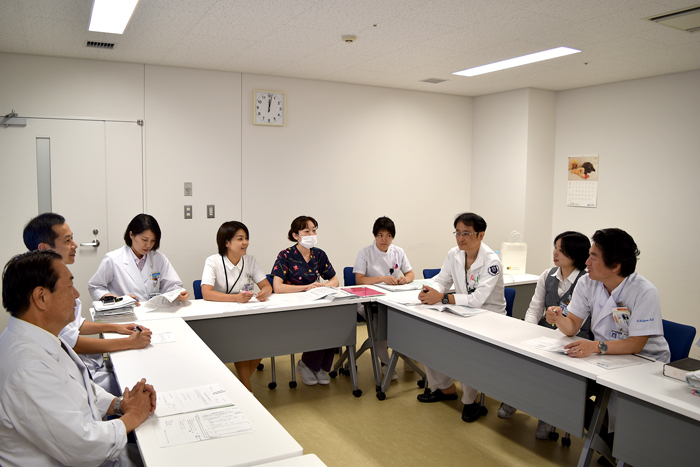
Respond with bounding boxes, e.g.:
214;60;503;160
567;154;598;208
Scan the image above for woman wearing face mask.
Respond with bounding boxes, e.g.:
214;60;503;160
498;231;591;436
200;221;272;392
88;214;189;303
271;215;339;386
353;216;414;379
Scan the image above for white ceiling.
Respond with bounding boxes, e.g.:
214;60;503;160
1;0;699;97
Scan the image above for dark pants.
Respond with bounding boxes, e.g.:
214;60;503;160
301;348;335;372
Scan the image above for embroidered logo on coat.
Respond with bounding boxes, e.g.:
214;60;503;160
488;265;500;276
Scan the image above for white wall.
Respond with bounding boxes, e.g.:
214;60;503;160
553;70;700;357
471;88;556;275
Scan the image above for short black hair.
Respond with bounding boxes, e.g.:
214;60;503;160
217;221;250;256
372;217;396;237
124;214;161;251
3;250;62;317
454;212;487;232
287;216;318;243
23;213;66;251
591;228;639;277
554;231;591;271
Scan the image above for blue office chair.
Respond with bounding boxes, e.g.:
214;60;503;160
662;319;697;362
423;268;440;279
264;273;297;389
344;267;356;286
193;280;202;300
504;287;516;318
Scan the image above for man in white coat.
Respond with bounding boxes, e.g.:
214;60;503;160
23;213;152;394
418;212;506;422
0;250;155;467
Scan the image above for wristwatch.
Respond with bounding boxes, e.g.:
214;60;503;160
442;293;449;304
113;396;123;416
598;341;608;355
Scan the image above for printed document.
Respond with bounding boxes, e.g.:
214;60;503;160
154;383;233;417
155;406;254;447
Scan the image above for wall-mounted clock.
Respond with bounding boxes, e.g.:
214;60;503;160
253;90;285;126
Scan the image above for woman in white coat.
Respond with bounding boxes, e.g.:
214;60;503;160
88;214;189;303
200;221;272;392
353;216;414;379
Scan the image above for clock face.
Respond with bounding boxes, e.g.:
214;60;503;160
254;91;285;126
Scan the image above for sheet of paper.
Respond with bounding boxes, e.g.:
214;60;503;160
150;331;176;344
143;288;186;309
422;304;487;317
154;383;232;417
373;283;421;292
522;336;568;354
585;354;646;370
155;406;254;447
380;290;422;306
217;302;269;312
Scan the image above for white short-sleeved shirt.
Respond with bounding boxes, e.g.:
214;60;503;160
353;244;412;279
201;254;267;294
568;272;670;362
432;243;506;313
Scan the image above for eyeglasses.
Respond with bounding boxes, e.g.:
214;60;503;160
453;231;479;237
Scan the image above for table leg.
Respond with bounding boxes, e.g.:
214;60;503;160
365;303;382;390
377;351;400;400
578;386;612;467
346;344;362;397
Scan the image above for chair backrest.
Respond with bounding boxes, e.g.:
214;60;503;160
266;274;274;288
343;267;356;287
662;319;697;362
504;287;516;317
423;268;440;279
193;280;202;300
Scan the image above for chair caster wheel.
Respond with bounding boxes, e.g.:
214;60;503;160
353;389;362;397
289;381;297;389
268;382;277;390
479;406;488;416
329;371;338;378
562;437;571;447
417;380;425;388
549;432;560;441
257;363;264;371
377;392;386;401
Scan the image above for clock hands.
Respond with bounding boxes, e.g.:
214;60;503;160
268;94;272;113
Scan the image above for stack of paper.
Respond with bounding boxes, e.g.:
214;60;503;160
92;296;136;322
686;369;700;390
152;384;255;447
422;304;488;318
373;283;421;292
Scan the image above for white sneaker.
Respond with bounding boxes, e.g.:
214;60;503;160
296;360;318;386
498;403;517;419
314;368;330;385
536;420;553;440
382;367;398;381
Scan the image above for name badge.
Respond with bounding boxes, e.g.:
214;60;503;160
151;272;160;283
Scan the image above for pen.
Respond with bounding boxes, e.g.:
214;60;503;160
135;326;143;332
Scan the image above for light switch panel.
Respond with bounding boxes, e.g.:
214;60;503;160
207;205;215;218
184;205;192;219
184;182;192;196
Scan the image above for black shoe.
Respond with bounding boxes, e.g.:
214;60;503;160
462;402;481;422
417;389;458;403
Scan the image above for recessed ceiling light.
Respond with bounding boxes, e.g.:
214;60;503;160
89;0;140;34
453;47;581;77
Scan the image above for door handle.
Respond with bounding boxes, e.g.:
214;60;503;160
80;239;101;247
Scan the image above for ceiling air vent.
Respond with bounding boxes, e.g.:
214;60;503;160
646;5;700;33
421;78;447;84
86;41;115;49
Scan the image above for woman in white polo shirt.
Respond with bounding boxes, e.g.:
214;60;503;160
201;221;272;392
353;217;415;379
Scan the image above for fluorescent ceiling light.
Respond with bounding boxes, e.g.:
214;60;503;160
89;0;140;34
453;47;581;77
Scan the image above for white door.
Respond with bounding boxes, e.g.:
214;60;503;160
0;119;143;329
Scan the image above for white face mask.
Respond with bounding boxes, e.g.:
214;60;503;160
298;235;317;249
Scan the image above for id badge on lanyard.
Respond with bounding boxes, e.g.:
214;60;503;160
610;305;630;340
149;272;161;299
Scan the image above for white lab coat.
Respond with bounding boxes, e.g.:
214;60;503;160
88;245;184;302
0;317;131;467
